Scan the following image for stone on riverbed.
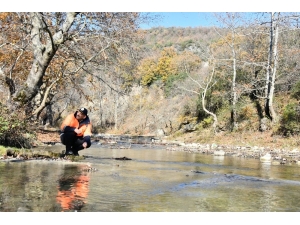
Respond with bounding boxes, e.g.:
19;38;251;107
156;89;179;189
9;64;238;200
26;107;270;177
214;150;225;156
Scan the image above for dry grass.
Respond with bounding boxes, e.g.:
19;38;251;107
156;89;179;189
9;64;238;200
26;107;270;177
167;130;300;151
36;126;300;152
36;131;60;143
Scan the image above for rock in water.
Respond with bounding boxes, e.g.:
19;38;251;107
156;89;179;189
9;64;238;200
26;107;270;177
260;153;272;162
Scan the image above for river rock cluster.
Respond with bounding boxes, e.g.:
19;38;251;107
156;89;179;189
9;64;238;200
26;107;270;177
165;142;300;165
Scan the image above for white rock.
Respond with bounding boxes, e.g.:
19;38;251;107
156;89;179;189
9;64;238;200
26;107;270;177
260;153;272;162
214;150;225;156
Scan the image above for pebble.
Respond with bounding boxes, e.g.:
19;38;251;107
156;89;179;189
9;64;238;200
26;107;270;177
165;143;300;165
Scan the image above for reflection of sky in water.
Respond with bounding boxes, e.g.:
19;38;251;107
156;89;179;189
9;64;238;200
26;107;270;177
213;155;225;163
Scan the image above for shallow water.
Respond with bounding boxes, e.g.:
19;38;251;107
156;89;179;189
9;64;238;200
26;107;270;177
1;144;300;212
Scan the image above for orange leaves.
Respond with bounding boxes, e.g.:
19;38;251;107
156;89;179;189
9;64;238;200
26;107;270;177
138;47;202;86
156;48;178;82
160;46;177;58
172;50;201;73
120;59;131;67
0;12;9;20
0;13;33;85
138;57;157;86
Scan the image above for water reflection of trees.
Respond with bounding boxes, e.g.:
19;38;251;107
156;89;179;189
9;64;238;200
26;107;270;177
0;162;90;212
0;162;63;211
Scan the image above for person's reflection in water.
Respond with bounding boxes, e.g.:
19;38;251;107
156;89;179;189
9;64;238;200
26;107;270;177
56;165;90;212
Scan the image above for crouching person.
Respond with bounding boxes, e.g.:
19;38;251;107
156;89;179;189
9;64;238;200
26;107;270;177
60;107;92;156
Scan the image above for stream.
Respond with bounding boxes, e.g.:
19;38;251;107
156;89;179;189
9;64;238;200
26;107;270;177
1;143;300;212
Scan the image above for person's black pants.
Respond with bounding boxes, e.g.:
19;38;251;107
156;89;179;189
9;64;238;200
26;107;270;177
60;131;90;154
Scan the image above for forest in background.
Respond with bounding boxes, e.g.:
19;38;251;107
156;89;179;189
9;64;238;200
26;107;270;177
1;12;300;149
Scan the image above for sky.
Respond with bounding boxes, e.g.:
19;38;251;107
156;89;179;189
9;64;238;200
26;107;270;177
140;12;214;29
3;1;297;29
5;1;296;13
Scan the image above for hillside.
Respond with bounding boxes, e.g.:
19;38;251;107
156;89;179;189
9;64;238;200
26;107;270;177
95;26;300;150
3;13;300;152
6;25;300;151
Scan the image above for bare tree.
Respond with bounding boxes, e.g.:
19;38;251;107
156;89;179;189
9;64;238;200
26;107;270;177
178;55;218;133
0;12;151;121
212;12;248;130
261;12;300;123
264;12;279;122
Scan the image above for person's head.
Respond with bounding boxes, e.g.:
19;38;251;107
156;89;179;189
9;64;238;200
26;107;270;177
76;107;88;120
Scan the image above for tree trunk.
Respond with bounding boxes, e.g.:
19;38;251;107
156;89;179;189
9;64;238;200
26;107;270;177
202;91;218;133
265;12;274;120
231;52;238;130
13;12;78;104
265;12;279;123
202;64;218;133
229;25;238;131
268;15;279;123
114;92;119;130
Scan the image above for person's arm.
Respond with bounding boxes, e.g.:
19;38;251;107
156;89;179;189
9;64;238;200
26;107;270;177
82;136;91;148
82;124;92;148
63;126;76;132
60;115;76;132
75;127;85;136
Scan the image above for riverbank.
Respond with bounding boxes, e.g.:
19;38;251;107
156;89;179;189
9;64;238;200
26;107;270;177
1;130;300;165
162;130;300;165
36;127;300;150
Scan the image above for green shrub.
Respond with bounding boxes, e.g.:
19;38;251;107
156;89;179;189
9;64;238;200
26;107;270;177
195;88;228;122
278;103;300;136
179;39;194;50
194;117;214;132
0;102;34;148
0;145;7;155
164;72;187;96
200;116;214;128
291;81;300;100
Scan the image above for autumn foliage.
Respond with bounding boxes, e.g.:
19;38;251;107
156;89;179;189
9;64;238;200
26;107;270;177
2;12;300;149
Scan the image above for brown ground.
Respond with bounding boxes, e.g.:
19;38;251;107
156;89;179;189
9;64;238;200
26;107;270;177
166;130;300;151
34;129;300;165
37;131;60;143
37;129;300;151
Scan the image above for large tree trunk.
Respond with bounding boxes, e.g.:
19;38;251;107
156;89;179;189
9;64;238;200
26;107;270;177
202;66;218;133
13;12;78;105
268;16;279;122
231;50;238;130
265;12;279;122
114;92;119;130
265;12;274;120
